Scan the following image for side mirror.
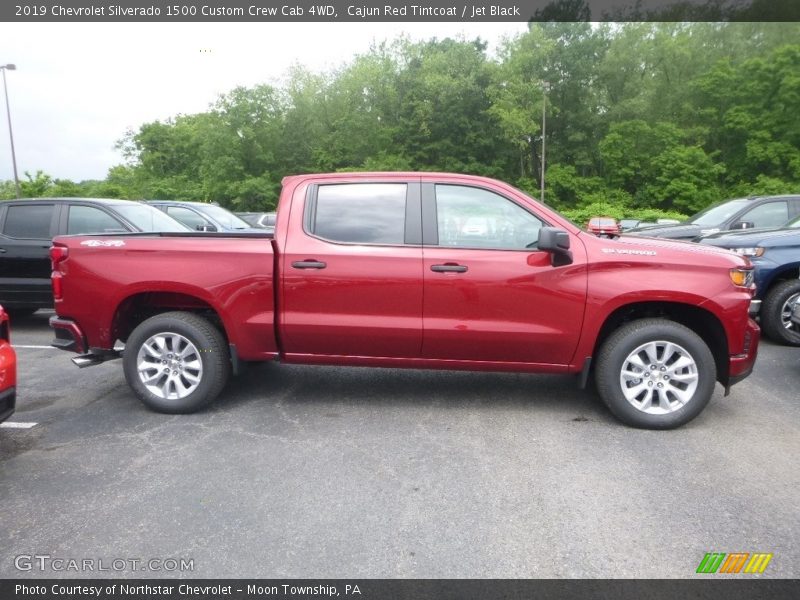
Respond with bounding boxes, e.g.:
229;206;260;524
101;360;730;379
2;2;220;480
537;227;573;267
730;221;754;230
196;224;217;232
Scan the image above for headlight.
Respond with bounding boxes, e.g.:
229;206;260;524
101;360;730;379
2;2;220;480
730;268;755;288
730;247;765;257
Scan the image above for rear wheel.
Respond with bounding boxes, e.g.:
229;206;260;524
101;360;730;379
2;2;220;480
595;319;716;429
123;312;230;413
760;279;800;346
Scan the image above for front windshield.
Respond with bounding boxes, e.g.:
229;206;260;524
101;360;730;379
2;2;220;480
198;205;251;229
116;204;191;232
690;199;750;227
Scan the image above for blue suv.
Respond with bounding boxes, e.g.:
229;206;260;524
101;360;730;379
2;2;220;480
700;216;800;345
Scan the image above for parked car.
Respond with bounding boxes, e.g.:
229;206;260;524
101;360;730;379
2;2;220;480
0;305;17;424
237;212;276;231
149;201;253;232
586;217;621;237
700;215;800;345
627;195;800;241
0;198;189;315
50;172;758;430
619;218;641;232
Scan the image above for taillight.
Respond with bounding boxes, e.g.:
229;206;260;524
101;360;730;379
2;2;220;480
50;245;69;270
50;245;69;301
52;273;63;300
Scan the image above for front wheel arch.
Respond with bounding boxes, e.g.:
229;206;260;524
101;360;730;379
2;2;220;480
590;301;729;386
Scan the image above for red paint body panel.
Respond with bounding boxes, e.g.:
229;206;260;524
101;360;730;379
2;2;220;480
50;172;759;391
421;247;587;364
53;236;278;360
0;306;17;423
279;177;423;358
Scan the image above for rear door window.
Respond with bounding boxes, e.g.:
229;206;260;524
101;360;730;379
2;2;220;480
2;204;55;239
310;183;407;245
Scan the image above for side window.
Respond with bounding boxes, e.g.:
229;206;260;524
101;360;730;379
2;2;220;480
166;206;211;230
311;183;407;244
739;201;789;229
435;185;543;250
67;205;126;234
2;204;54;239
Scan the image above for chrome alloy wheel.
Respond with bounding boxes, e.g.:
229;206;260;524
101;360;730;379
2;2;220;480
780;292;800;330
136;332;203;400
619;341;699;415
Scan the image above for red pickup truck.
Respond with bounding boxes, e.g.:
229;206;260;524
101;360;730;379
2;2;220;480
49;173;759;429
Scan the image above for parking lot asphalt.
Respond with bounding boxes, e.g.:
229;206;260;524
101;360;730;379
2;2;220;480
1;310;799;578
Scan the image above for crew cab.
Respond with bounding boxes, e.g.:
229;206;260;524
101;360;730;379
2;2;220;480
49;173;760;429
0;198;189;315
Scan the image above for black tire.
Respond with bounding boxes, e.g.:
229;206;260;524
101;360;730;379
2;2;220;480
595;319;716;429
123;312;230;413
760;279;800;346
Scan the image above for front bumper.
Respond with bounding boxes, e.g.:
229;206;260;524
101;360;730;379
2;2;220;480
728;317;760;388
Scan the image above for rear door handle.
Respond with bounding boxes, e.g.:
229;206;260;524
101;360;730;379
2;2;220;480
0;248;6;253
292;260;327;270
431;263;468;273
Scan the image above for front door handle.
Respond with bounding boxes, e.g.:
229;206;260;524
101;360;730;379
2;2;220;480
292;260;327;270
431;263;468;273
0;248;6;253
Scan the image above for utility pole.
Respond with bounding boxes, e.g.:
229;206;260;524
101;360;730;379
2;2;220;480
540;81;548;204
1;64;20;198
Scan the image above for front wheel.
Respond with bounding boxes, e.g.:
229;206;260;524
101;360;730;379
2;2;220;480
123;312;230;413
595;319;716;429
760;279;800;346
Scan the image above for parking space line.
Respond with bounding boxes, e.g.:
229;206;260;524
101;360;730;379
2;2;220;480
12;345;56;349
0;422;38;429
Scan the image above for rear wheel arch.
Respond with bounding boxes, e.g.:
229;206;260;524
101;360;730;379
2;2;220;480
111;291;230;348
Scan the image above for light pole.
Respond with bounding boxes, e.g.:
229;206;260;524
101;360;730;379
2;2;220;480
540;81;549;204
1;64;21;199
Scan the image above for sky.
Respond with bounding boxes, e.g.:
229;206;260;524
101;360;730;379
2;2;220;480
0;22;528;182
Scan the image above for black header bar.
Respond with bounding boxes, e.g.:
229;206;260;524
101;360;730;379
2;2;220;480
1;579;800;600
3;0;800;22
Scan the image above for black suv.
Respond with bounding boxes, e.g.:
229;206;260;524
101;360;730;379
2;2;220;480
627;195;800;240
0;198;188;315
